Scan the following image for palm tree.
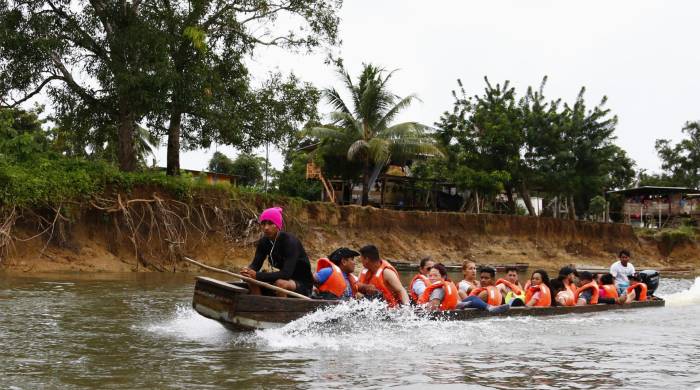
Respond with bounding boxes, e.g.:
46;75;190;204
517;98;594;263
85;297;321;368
308;64;442;205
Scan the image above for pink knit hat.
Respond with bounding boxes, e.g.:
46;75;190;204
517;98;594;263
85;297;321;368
258;207;284;230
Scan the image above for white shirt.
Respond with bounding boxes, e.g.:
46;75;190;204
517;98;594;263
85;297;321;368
610;260;635;285
458;280;477;294
412;279;427;296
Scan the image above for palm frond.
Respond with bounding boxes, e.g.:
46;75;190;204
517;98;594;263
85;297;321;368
324;87;353;116
377;94;419;131
306;126;348;141
328;111;362;135
379;121;429;140
347;139;369;161
387;138;444;161
368;137;390;164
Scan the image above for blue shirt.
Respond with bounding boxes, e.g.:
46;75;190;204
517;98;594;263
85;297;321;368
315;267;352;298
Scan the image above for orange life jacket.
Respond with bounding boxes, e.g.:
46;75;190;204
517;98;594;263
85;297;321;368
556;289;576;306
576;281;600;304
316;258;357;299
601;284;619;299
495;278;523;295
359;260;400;307
469;285;503;306
564;281;578;297
626;282;648;301
524;284;552;307
409;274;431;302
417;280;459;310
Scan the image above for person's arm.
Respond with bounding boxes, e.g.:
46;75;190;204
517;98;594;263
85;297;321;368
313;267;333;286
256;235;301;283
554;292;567;306
526;291;540;307
610;263;620;278
383;269;409;305
240;239;269;279
478;290;488;302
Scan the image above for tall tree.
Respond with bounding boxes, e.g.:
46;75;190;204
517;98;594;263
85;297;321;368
145;0;340;176
0;0;169;171
654;121;700;188
309;63;442;205
0;0;339;173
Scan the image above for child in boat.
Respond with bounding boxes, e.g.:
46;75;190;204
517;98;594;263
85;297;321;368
313;247;360;300
416;263;459;310
457;260;480;300
456;266;509;313
524;269;551;307
409;257;435;303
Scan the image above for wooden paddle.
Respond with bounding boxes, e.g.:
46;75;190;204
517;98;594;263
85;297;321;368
183;256;311;300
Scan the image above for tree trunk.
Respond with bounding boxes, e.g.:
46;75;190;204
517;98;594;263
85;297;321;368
505;186;516;214
361;160;370;206
117;96;137;172
166;109;182;176
568;194;577;220
519;182;536;216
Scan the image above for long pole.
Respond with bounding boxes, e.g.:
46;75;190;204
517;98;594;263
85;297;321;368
183;256;311;300
264;141;269;193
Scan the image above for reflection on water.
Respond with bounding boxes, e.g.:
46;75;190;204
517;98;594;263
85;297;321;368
1;272;700;389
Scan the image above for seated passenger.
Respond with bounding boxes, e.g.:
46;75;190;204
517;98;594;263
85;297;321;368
356;245;410;307
598;273;624;304
457;260;480;300
557;266;579;296
313;247;359;300
417;263;459;311
575;271;599;305
550;279;575;306
457;266;509;313
622;273;648;303
409;257;435;303
524;269;552;307
496;266;525;305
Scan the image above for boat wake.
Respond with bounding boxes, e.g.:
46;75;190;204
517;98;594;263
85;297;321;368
661;277;700;307
251;299;558;352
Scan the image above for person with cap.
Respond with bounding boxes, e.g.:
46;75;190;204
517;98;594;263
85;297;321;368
313;247;360;300
240;207;314;297
610;249;635;295
356;244;410;307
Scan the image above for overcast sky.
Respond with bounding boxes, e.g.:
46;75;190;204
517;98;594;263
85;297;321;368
157;0;700;175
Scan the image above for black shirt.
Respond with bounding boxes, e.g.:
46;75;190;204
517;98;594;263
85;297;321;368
248;231;312;285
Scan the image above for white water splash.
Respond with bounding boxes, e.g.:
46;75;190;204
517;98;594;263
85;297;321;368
140;304;231;343
252;299;527;352
661;277;700;307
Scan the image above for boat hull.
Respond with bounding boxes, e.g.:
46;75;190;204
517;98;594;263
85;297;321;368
192;276;665;331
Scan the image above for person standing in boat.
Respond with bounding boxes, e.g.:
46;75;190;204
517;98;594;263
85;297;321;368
240;207;313;297
356;245;410;307
313;247;360;300
610;249;635;295
457;260;480;300
408;256;435;303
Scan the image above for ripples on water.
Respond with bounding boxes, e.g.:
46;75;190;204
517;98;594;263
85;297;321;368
1;274;700;389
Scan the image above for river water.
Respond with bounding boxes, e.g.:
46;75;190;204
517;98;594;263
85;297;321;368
1;271;699;389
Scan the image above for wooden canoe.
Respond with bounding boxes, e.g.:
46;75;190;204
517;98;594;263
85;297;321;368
192;276;665;331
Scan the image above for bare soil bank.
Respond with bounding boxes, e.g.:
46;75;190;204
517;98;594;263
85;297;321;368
1;194;698;273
